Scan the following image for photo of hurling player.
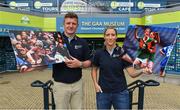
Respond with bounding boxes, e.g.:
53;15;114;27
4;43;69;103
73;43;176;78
123;25;178;76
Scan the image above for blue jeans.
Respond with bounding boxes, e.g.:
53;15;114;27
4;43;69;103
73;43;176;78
96;89;129;110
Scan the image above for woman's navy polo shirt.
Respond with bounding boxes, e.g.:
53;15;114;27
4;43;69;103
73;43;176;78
93;46;132;93
52;33;91;84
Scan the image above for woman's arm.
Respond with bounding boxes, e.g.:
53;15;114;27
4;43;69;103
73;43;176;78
125;66;148;78
121;54;134;63
91;66;102;93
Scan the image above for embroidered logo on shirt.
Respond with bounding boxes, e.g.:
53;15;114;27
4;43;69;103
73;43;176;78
75;45;82;49
112;54;120;58
63;44;67;47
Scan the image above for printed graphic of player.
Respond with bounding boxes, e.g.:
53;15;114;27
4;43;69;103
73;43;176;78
159;45;174;77
133;27;160;73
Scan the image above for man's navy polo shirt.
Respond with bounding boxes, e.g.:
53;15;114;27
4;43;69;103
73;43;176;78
93;46;132;93
53;33;90;84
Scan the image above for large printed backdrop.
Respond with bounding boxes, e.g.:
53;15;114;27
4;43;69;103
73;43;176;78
123;25;178;74
9;31;70;72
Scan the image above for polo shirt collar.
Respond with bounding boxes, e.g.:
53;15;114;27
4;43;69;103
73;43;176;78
62;32;78;42
103;44;119;51
103;44;120;56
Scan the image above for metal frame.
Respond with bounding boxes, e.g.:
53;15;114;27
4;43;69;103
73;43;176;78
128;80;160;110
31;79;159;110
31;80;55;109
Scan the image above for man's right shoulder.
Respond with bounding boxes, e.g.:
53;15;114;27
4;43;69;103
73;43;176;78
94;48;104;54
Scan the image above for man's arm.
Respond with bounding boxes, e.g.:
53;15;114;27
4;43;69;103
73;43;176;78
65;56;91;68
26;50;36;64
155;32;160;43
81;60;91;68
134;27;138;39
160;48;165;55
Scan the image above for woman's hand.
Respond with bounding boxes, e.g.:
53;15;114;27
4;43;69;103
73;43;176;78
94;83;103;93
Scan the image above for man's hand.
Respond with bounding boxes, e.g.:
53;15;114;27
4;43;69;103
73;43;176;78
65;56;82;68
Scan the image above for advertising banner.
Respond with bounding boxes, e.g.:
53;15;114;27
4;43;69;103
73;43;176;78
33;0;58;13
57;17;129;34
123;25;178;76
94;0;166;13
4;0;167;13
0;25;40;36
6;0;33;11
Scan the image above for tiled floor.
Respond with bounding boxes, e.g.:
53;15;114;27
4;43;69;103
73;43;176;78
0;69;180;109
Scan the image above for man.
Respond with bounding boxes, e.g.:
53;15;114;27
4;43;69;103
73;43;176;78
52;12;91;109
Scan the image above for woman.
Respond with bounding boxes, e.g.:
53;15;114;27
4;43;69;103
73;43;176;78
91;26;148;109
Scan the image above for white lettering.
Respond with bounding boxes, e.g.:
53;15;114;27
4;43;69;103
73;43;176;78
81;22;91;26
92;22;102;26
42;7;58;12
